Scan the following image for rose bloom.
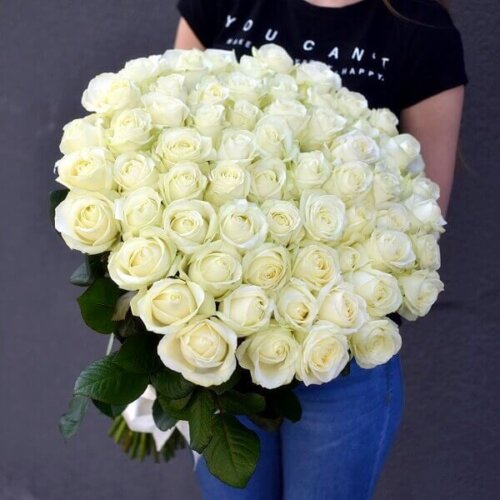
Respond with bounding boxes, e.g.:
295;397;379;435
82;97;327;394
184;241;242;299
317;282;368;334
131;278;215;335
55;147;115;191
350;318;402;369
262;200;304;246
113;152;159;192
242;243;290;293
54;190;120;254
295;321;350;386
107;227;178;291
158;162;207;203
217;285;274;337
59;114;106;155
115;187;163;237
106;108;153;154
157;316;237;387
236;323;300;389
163;199;218;254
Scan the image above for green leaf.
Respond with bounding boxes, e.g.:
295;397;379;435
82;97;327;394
152;399;177;432
74;354;149;405
77;278;122;334
248;414;283;433
70;254;105;287
188;390;216;453
151;368;194;400
114;334;159;375
59;394;89;439
50;189;69;226
341;360;351;378
92;400;127;418
203;414;260;489
211;367;242;395
268;388;302;423
218;391;266;416
157;393;193;421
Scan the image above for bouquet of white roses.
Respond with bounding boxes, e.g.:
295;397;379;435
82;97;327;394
52;44;445;487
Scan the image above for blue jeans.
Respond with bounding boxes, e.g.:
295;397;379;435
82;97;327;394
195;355;404;500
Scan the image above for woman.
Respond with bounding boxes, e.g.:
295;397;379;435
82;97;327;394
174;1;467;499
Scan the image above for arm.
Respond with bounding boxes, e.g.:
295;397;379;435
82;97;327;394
174;17;205;50
400;85;465;216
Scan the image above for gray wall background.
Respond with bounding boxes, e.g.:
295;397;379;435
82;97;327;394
0;1;499;499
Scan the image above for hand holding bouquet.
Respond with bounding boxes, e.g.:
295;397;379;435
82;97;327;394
52;44;444;487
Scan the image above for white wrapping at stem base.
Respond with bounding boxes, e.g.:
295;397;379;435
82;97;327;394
122;385;200;467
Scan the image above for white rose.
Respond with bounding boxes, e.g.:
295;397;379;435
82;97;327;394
411;234;441;271
192;103;226;140
227;100;261;131
268;74;300;100
300;190;346;242
383;134;421;171
410;175;440;200
115;187;163;236
265;99;308;135
239;55;271;79
317;282;368;334
163;199;217;254
155;128;215;168
162;49;207;73
275;279;318;332
369;108;399;136
248;158;287;202
295;61;342;94
216;285;274;337
54;190;119;254
59;115;106;154
329;133;380;164
141;93;189;128
82;73;140;114
292;243;342;291
337;244;369;273
334;88;369;119
203;49;238;73
252;44;294;74
242;243;290;292
341;203;377;245
184;241;242;299
236;324;300;389
108;228;178;290
158;317;237;387
223;71;263;105
159;162;207;203
404;194;446;234
205;162;251;206
131;278;215;335
323;160;373;206
189;77;230;106
106;108;153;154
365;229;416;272
299;107;347;152
219;200;268;251
262;200;304;246
55;147;115;191
149;74;186;99
295;321;350;385
350;318;402;369
291;151;332;192
372;166;403;206
375;203;412;233
345;266;402;317
119;55;164;89
398;269;444;320
217;129;257;165
254;115;296;161
113;152;159;192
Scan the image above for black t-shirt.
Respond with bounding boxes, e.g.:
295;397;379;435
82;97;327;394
177;0;468;117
